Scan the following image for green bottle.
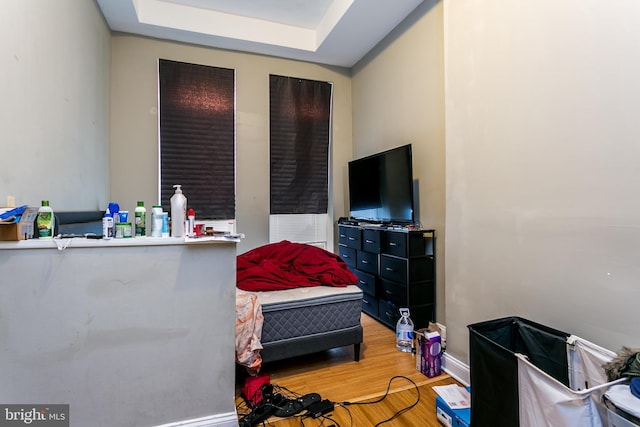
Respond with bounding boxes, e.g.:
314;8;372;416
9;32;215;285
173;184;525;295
135;201;146;237
36;200;54;239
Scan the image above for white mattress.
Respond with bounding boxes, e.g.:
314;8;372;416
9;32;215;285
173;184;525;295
251;284;363;308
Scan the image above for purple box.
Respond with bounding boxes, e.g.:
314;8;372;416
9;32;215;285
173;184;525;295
417;331;442;377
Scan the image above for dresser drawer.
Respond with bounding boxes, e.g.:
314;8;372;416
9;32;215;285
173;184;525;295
354;269;376;296
378;300;400;326
409;282;436;305
379;278;408;307
361;293;379;317
383;231;407;257
338;245;357;268
357;250;378;275
338;226;361;250
381;280;435;306
379;255;408;283
362;228;383;254
383;230;435;257
380;255;433;283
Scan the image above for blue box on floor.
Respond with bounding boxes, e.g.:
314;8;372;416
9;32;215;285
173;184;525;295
435;387;471;427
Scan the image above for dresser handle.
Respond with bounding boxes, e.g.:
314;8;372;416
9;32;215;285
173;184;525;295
362;260;369;264
359;280;366;285
365;239;374;243
348;237;355;241
385;289;392;295
342;254;350;258
386;267;395;272
389;242;397;246
362;298;369;304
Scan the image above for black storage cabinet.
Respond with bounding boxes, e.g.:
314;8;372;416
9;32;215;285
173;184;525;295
468;317;571;427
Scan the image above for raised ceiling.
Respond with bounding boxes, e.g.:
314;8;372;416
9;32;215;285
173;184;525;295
96;0;424;67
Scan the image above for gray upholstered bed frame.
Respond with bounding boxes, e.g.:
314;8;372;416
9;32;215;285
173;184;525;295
261;325;363;363
257;286;364;364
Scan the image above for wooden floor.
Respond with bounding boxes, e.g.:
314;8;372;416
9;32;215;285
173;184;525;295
236;313;463;427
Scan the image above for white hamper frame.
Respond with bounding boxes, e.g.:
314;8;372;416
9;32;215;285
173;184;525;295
517;335;626;427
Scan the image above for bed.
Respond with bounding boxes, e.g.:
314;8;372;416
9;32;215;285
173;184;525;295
235;241;363;370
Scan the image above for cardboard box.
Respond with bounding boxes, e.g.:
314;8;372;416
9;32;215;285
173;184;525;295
0;206;39;240
416;329;442;377
436;387;471;427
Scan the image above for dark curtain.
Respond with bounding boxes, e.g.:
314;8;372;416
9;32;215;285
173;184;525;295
158;59;235;219
269;75;332;214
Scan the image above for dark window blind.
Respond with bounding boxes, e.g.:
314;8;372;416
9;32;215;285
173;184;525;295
158;59;235;219
269;75;332;214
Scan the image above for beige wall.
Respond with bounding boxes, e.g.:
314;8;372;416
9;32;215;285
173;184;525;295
0;0;110;210
110;35;353;253
353;0;640;368
445;0;640;363
9;0;639;388
352;1;446;323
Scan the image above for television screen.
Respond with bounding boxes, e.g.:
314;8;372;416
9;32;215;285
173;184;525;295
348;144;414;224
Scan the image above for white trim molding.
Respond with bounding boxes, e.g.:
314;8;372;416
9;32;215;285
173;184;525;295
442;352;470;387
155;412;238;427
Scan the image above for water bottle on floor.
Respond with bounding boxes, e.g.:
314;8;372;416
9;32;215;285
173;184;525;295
396;308;414;353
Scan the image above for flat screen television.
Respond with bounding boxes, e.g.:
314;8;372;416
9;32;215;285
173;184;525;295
348;144;415;224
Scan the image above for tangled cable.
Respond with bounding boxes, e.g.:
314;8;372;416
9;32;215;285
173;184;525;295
338;375;421;426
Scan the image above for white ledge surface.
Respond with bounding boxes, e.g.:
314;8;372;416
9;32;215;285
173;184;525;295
0;235;239;250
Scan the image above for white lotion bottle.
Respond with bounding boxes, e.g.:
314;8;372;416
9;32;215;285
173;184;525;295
170;184;187;237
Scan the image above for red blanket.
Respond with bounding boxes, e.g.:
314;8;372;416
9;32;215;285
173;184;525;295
237;240;357;291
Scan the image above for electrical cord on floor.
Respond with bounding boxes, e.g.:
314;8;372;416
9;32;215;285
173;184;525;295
236;383;304;427
337;375;421;427
237;376;419;427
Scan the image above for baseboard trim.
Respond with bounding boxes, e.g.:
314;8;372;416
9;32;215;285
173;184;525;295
442;352;470;386
155;411;238;427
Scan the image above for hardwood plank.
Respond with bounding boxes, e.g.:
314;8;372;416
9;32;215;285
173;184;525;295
236;313;463;426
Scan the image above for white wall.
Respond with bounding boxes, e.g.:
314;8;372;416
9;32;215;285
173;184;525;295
0;0;110;211
109;36;353;254
0;240;238;427
444;0;640;362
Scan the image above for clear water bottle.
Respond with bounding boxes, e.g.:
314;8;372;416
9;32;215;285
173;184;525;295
396;308;414;352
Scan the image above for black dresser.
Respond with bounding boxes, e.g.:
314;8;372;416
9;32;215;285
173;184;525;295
338;224;436;330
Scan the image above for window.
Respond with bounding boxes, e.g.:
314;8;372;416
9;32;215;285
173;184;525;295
269;75;332;214
158;59;235;219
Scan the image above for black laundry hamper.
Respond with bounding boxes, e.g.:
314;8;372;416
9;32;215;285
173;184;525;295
468;316;571;427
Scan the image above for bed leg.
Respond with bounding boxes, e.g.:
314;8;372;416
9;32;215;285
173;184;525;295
354;343;361;362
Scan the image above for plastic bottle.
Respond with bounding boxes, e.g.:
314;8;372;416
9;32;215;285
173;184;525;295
36;200;54;239
102;209;114;239
396;308;414;353
134;201;146;237
151;205;163;237
187;208;195;236
170;185;187;237
161;212;169;237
